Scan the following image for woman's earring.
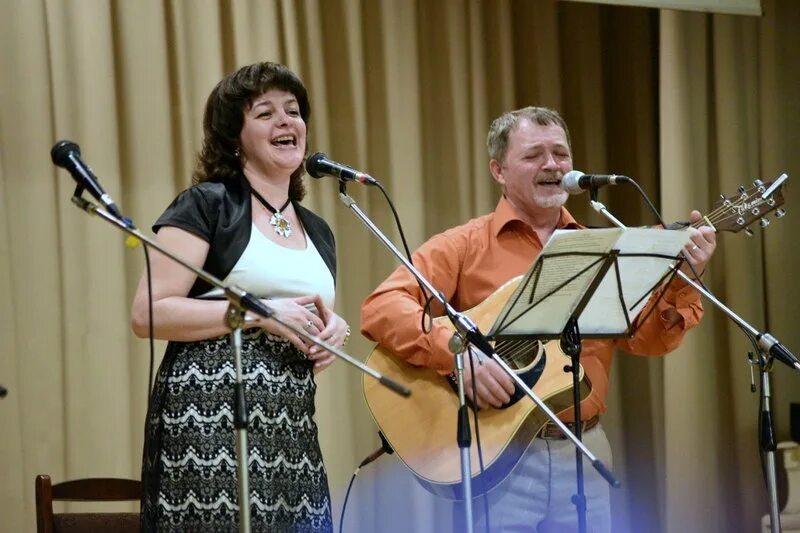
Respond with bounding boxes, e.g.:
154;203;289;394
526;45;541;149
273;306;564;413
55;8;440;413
234;147;240;158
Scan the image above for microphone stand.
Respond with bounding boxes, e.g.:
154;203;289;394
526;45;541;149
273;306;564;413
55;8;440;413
68;193;411;533
590;198;798;533
337;182;619;533
756;352;782;533
225;304;251;531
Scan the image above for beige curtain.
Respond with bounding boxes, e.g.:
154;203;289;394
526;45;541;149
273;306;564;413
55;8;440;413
1;0;798;531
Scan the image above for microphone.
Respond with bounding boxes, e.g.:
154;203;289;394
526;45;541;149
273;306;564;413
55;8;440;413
561;170;629;195
306;152;377;185
51;140;125;220
758;333;800;372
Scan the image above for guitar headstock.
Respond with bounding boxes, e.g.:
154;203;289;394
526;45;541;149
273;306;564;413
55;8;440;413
709;173;789;234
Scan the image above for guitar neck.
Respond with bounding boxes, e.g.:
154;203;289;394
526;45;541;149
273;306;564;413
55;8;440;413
700;176;787;234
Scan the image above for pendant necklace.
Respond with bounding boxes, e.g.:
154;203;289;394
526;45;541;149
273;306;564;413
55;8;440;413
251;189;293;238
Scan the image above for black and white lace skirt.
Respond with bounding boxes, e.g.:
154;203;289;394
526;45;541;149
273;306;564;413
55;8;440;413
140;329;333;532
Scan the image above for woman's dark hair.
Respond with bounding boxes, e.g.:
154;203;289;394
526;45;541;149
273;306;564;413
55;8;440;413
193;62;311;201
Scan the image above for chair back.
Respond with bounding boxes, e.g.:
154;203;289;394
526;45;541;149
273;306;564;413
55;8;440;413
35;475;141;533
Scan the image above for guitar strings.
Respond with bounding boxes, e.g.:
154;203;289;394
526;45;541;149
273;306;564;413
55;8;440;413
495;339;538;370
690;186;776;229
700;195;758;225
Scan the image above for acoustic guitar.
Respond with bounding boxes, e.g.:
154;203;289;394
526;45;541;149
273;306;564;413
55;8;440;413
361;176;788;500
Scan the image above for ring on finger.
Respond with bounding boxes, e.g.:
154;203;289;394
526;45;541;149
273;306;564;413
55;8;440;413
691;244;698;251
303;320;314;331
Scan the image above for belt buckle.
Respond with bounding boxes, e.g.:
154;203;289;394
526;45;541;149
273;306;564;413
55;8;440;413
538;417;596;440
538;421;569;441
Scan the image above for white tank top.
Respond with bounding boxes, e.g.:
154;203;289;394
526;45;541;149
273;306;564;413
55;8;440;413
201;223;335;308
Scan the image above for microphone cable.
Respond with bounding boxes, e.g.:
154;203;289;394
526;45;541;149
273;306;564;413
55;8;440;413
142;244;156;415
366;180;440;333
338;467;358;533
338;432;393;533
369;180;491;530
369;179;492;528
623;177;708;289
341;173;492;530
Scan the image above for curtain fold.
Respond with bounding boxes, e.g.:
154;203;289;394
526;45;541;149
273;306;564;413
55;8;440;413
1;1;797;531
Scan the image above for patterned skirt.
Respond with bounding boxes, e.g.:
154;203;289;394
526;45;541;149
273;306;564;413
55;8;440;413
140;328;333;532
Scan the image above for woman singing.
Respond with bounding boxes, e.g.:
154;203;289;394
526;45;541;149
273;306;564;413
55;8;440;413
132;61;346;532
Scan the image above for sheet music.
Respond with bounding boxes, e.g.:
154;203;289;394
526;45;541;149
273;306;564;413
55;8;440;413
489;227;693;338
576;227;692;334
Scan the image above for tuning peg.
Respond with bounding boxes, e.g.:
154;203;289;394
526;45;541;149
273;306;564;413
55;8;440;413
759;217;771;228
775;208;786;219
753;179;764;187
738;185;747;195
744;227;754;237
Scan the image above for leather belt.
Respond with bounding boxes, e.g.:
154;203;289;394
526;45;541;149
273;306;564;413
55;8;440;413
537;415;600;440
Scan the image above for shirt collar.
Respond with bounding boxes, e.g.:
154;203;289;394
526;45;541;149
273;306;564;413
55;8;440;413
492;195;582;237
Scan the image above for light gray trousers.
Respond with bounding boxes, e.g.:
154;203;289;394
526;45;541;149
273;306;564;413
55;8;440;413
455;424;613;533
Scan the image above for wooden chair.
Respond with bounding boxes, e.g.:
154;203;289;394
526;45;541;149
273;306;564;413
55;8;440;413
35;475;141;533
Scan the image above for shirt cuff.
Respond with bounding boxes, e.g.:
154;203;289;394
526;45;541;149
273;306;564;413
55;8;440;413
658;276;702;330
663;275;701;307
431;325;457;375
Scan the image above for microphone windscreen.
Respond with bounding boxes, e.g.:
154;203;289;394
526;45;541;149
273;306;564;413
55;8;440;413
51;140;80;167
305;152;327;178
561;170;585;194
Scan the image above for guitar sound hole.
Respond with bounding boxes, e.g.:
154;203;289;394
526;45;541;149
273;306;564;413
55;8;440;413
497;341;547;409
445;341;547;410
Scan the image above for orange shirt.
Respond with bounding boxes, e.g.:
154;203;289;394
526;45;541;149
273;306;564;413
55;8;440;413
360;196;704;422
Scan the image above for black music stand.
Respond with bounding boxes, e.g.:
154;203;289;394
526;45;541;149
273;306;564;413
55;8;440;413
487;226;693;533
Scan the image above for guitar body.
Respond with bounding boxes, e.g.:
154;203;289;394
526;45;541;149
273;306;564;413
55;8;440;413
362;277;593;500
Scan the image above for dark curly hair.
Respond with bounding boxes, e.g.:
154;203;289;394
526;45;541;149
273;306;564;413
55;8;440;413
193;62;311;201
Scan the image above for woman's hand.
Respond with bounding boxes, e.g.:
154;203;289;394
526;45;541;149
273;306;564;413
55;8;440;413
247;294;349;373
249;295;326;355
309;299;349;374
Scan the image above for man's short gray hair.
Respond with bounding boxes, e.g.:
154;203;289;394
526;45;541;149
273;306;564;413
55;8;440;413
486;106;571;163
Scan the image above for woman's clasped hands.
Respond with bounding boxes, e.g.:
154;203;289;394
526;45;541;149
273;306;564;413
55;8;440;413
247;294;348;373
